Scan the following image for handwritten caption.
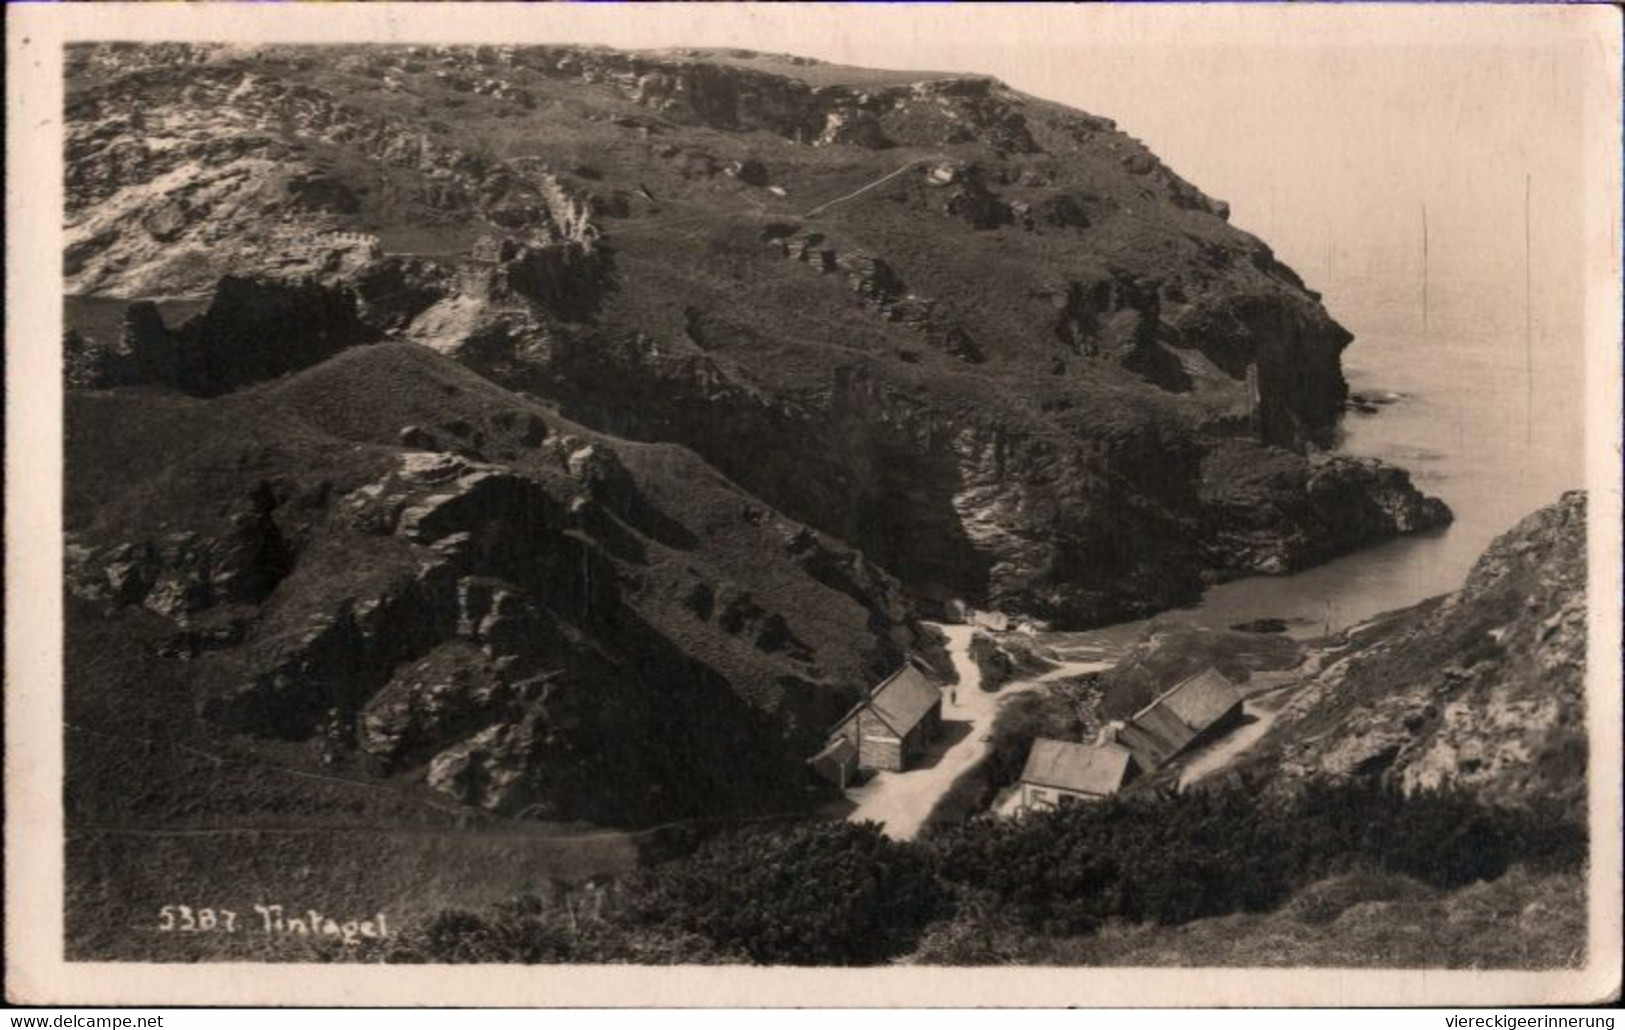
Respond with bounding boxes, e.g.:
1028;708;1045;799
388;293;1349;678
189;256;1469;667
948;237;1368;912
156;904;390;946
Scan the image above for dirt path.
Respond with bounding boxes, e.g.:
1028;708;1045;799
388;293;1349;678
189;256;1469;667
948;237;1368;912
845;625;1113;840
801;157;937;218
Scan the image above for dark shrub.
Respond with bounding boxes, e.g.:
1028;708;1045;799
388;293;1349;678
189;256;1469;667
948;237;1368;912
393;895;741;965
623;820;950;965
400;781;1585;962
921;779;1584;935
967;633;1014;691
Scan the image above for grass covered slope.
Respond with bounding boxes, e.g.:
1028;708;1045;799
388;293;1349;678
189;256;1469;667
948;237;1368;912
64;337;954;957
64;42;1450;628
66;341;937;829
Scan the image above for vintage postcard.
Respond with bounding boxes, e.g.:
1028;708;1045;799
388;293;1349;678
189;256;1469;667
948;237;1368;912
6;1;1621;1007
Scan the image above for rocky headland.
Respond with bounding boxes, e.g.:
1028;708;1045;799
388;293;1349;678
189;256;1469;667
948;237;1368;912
63;43;1453;825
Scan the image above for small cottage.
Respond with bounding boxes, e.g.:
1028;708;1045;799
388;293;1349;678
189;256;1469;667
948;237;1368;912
829;665;944;773
1112;667;1245;770
1019;738;1138;809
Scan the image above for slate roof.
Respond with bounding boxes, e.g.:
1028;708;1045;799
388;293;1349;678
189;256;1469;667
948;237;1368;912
1115;711;1189;770
1020;739;1136;797
868;665;942;735
1159;668;1245;730
834;664;941;738
1119;667;1244;767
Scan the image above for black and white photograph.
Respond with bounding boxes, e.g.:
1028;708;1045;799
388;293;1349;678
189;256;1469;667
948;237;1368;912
7;1;1621;1008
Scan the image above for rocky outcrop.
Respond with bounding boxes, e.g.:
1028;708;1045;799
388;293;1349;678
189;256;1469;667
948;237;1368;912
1166;285;1352;448
65;343;936;822
67;490;292;625
69;276;377;396
1046;271;1192;391
518;320;1443;628
63;47;618;297
63;43;1443;634
1260;492;1587;817
1198;441;1453;577
350;258;448;332
761;228;984;363
503;239;613;322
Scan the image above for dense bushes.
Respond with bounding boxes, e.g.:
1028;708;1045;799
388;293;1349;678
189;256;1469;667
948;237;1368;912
395;781;1584;964
919;780;1587;936
622;821;951;965
392;897;742;964
396;821;950;965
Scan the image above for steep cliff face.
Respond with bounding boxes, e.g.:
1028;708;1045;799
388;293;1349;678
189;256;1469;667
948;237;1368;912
1252;492;1587;817
65;343;935;823
63;42;1447;634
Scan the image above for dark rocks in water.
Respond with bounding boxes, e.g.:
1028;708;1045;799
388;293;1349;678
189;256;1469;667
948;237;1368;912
1231;618;1291;634
1350;389;1404;406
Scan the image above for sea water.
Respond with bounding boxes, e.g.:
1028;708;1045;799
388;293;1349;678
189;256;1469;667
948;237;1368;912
1178;260;1587;636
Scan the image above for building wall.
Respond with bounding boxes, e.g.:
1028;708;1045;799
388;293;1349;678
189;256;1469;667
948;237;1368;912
855;709;904;772
896;701;942;767
838;698;942;773
1022;783;1105;809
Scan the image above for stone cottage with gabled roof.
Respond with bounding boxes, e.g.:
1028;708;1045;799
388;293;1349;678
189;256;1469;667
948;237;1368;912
1019;738;1139;809
1112;667;1245;771
829;664;943;773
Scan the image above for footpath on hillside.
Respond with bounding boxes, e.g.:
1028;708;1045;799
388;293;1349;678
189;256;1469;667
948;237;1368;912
801;157;940;218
